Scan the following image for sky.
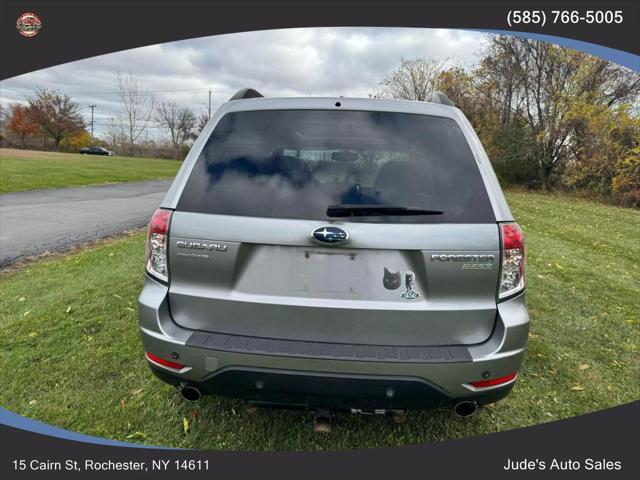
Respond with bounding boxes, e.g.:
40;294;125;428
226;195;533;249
0;27;488;139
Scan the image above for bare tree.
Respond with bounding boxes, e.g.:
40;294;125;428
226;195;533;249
113;72;155;155
104;117;126;152
0;103;8;143
155;101;196;160
195;111;210;136
375;57;447;101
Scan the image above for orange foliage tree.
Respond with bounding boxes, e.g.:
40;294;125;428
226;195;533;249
8;104;38;147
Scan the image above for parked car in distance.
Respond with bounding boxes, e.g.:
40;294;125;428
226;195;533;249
139;88;529;421
79;146;115;156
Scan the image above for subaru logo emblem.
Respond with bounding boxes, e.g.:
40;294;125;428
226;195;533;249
311;226;349;245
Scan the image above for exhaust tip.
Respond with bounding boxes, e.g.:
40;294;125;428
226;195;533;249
180;385;202;402
453;401;478;418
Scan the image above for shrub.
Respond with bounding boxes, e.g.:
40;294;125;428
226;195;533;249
612;148;640;207
489;120;541;189
59;130;91;153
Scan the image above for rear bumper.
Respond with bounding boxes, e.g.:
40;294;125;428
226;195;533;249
149;364;515;410
139;276;529;409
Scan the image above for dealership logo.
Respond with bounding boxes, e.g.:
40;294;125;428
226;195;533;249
16;12;42;38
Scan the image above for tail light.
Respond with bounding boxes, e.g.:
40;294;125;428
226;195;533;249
145;352;185;370
499;222;525;299
145;208;172;283
469;372;518;389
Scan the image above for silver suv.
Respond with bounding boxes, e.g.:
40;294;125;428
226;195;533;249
138;89;528;418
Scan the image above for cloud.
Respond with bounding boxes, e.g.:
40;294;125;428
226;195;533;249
1;27;487;137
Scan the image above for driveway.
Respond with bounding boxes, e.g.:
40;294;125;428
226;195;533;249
0;180;171;266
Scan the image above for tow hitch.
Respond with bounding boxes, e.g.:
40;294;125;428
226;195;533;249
351;408;408;424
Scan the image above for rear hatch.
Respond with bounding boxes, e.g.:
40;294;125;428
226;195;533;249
167;108;499;347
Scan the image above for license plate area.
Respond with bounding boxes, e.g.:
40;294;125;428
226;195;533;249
291;249;365;295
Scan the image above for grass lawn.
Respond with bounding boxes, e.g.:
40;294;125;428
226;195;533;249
0;149;181;193
0;192;638;450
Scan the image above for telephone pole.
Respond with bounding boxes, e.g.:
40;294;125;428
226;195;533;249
88;104;97;138
208;89;212;118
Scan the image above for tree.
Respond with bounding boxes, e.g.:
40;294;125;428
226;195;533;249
376;37;640;204
375;57;447;101
104;117;126;151
114;71;155;155
195;112;210;136
477;36;640;189
561;102;638;196
0;103;8;143
8;104;38;147
436;67;497;128
59;130;92;153
155;101;196;160
613;147;640;207
436;64;545;186
26;88;84;148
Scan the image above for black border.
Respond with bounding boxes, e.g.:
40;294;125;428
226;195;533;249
2;0;639;79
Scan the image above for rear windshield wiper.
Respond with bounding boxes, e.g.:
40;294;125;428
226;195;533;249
326;204;444;217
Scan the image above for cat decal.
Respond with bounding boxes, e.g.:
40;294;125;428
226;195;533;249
383;267;402;290
382;268;420;299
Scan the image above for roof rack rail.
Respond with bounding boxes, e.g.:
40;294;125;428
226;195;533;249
229;88;264;101
429;91;455;106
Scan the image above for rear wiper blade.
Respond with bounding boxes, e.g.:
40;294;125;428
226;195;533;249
326;204;443;217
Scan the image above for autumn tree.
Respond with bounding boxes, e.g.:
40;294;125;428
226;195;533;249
155;101;196;160
8;104;38;147
374;36;640;203
562;102;639;196
433;37;640;194
59;130;92;153
612;147;640;207
477;36;640;189
437;68;483;123
26;88;84;148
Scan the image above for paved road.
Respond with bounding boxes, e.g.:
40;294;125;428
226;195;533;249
0;180;171;266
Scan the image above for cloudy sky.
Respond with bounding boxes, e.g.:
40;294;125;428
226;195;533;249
0;28;488;138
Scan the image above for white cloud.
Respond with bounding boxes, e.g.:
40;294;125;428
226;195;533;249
0;27;488;138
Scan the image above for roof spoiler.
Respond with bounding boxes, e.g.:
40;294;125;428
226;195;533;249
229;88;264;101
227;88;452;105
429;91;455;106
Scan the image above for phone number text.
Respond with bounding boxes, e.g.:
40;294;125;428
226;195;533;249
507;10;623;28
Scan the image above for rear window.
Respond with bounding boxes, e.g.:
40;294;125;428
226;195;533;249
177;109;495;223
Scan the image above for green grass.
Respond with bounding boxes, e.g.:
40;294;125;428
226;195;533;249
0;192;638;450
0;149;180;193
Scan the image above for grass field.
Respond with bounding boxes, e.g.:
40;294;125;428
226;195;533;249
0;149;181;193
0;192;638;450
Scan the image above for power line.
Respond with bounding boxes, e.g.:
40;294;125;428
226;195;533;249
0;87;234;108
72;87;233;96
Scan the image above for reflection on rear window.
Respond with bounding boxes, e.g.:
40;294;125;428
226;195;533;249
177;110;495;223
